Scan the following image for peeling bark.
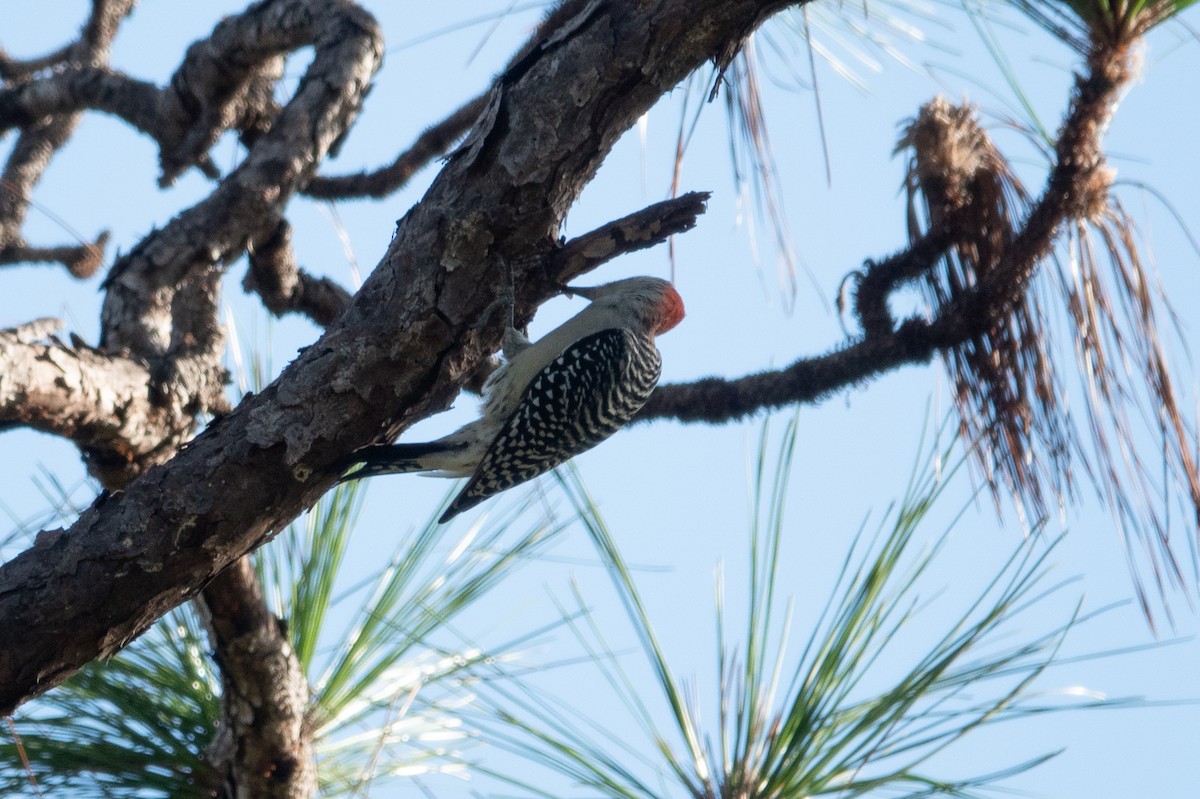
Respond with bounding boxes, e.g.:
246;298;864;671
0;320;181;466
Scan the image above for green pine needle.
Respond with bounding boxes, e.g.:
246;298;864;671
476;419;1137;799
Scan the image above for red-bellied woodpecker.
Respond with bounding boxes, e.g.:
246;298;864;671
338;276;685;523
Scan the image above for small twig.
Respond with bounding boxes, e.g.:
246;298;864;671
303;93;490;200
0;232;109;279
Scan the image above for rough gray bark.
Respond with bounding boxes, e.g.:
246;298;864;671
200;559;315;799
0;319;175;460
3;2;385;793
0;0;792;717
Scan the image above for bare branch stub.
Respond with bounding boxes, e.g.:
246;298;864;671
0;231;109;278
550;191;712;285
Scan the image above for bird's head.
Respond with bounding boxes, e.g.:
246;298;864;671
566;276;685;337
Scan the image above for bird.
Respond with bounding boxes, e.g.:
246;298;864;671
337;276;685;523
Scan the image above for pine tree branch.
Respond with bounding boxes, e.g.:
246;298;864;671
198;559;315;798
552;191;712;283
0;0;133;257
0;320;187;464
0;233;109;278
0;0;796;715
245;217;353;327
639;46;1135;427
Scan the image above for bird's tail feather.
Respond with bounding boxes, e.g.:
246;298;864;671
336;442;457;483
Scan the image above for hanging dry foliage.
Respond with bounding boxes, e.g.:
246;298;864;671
898;96;1200;616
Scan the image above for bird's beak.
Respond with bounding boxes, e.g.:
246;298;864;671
563;284;597;300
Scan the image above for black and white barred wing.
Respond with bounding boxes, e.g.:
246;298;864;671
442;328;661;521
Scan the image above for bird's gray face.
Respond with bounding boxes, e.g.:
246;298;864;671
566;277;683;336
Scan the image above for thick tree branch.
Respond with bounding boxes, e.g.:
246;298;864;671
0;0;794;714
0;319;191;465
198;559;315;798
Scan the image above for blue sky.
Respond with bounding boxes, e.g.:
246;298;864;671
2;2;1199;796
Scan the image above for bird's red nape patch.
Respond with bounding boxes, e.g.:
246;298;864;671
655;284;686;335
